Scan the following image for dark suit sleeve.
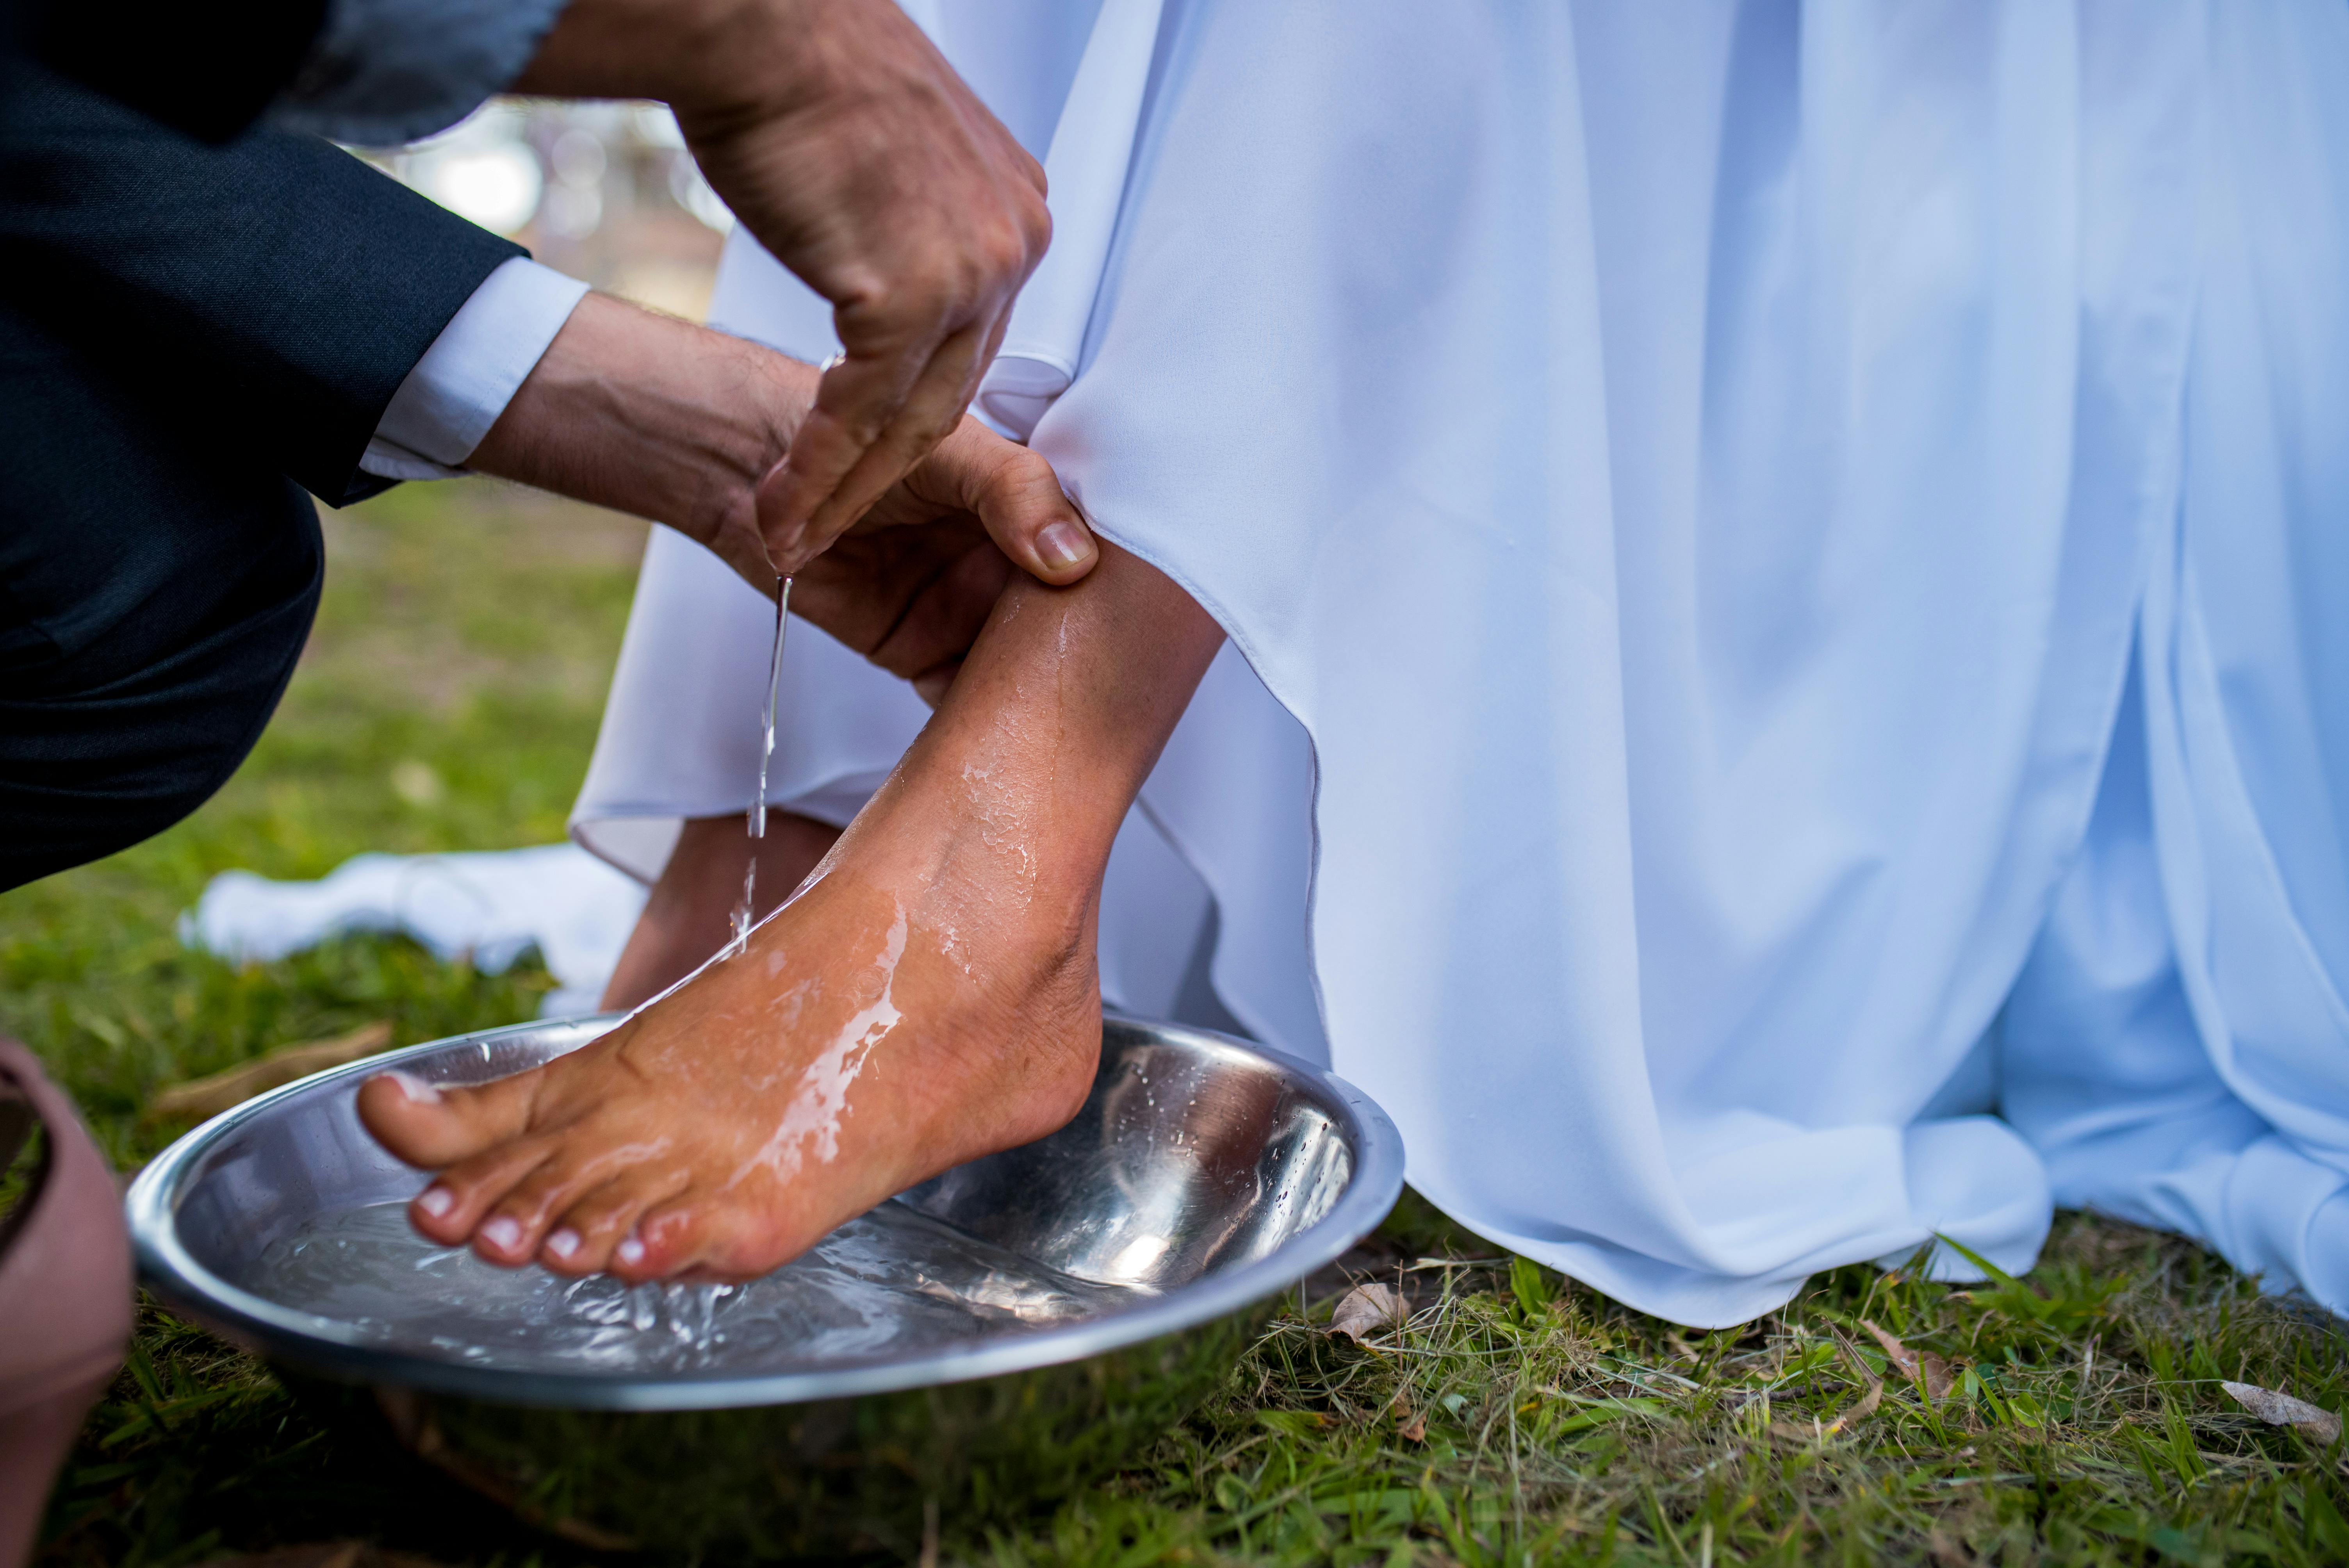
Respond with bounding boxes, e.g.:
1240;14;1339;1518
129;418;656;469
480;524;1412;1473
29;0;330;143
0;58;525;503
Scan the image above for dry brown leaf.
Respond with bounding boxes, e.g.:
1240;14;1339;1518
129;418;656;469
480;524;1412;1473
1768;1415;1856;1446
1328;1281;1408;1342
144;1021;395;1123
1861;1317;1958;1399
1823;1374;1884;1435
1397;1405;1427;1442
2223;1381;2344;1444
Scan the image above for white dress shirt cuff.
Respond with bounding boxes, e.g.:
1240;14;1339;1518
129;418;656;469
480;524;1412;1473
362;258;590;482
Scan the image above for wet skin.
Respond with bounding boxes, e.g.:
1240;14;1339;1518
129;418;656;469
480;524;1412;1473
358;543;1223;1281
598;809;844;1015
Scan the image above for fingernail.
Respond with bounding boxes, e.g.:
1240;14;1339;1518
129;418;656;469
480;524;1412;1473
617;1235;646;1267
1037;522;1092;572
383;1069;441;1105
417;1186;454;1218
546;1228;582;1261
482;1216;524;1251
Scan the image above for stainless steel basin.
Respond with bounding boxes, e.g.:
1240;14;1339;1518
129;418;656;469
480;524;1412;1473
126;1014;1404;1556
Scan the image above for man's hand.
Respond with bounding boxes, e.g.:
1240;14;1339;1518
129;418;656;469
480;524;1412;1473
512;0;1051;576
797;418;1095;702
467;292;1094;692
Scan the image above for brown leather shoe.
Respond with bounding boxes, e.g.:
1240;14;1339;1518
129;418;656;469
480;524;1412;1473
0;1040;132;1568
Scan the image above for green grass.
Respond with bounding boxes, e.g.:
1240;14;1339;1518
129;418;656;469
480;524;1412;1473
9;481;2349;1567
0;482;645;1173
1092;1210;2349;1568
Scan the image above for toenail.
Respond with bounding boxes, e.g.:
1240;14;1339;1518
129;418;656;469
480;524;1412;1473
382;1069;442;1105
416;1186;454;1218
546;1228;581;1260
482;1216;524;1250
617;1235;646;1266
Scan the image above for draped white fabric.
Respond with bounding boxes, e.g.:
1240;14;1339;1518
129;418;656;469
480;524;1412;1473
574;0;2349;1326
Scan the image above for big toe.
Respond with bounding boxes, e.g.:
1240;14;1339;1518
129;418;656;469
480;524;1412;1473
356;1067;537;1168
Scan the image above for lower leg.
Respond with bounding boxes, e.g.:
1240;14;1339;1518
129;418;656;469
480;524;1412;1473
599;811;844;1011
362;541;1224;1281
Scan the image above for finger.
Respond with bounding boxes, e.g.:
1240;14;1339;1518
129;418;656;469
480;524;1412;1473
788;522;970;657
864;542;1012;680
968;300;1014;409
758;333;944;569
400;1133;561;1250
743;200;1030;569
358;1066;542;1171
763;317;996;571
953;435;1096;584
708;515;785;600
813;317;1001;539
541;1166;691;1277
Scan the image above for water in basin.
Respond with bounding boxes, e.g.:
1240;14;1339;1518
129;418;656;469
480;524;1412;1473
246;1197;1140;1376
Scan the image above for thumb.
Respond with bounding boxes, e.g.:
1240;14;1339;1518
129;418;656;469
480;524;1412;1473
933;429;1099;586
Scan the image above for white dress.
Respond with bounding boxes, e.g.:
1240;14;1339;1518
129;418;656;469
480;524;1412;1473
575;0;2349;1326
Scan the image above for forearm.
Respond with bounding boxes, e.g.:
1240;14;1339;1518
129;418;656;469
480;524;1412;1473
468;292;801;586
510;0;801;127
469;288;1096;676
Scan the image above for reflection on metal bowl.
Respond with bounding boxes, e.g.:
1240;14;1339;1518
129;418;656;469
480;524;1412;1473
127;1014;1405;1556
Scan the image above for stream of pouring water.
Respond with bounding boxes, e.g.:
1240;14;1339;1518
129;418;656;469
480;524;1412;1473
731;575;792;953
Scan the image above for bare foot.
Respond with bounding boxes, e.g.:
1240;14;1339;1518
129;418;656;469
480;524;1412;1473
599;811;843;1012
358;542;1221;1281
360;773;1100;1281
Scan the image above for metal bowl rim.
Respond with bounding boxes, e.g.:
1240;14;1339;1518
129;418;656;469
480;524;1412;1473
125;1012;1406;1411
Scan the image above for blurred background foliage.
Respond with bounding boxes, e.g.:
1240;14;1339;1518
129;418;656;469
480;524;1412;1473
358;96;731;323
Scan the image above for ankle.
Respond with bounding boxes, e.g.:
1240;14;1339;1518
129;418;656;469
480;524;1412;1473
830;752;1108;946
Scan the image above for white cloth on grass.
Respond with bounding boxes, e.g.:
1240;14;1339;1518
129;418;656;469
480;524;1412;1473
182;844;645;1018
575;0;2349;1325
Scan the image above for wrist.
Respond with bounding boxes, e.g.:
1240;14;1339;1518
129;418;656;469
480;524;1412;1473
470;293;813;581
673;330;806;542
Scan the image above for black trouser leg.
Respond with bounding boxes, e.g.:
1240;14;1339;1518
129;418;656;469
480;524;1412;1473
0;300;322;893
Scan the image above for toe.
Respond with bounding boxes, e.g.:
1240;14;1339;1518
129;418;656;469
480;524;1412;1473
613;1197;726;1283
627;1196;812;1284
541;1167;689;1276
469;1151;627;1267
358;1064;543;1169
404;1135;556;1249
